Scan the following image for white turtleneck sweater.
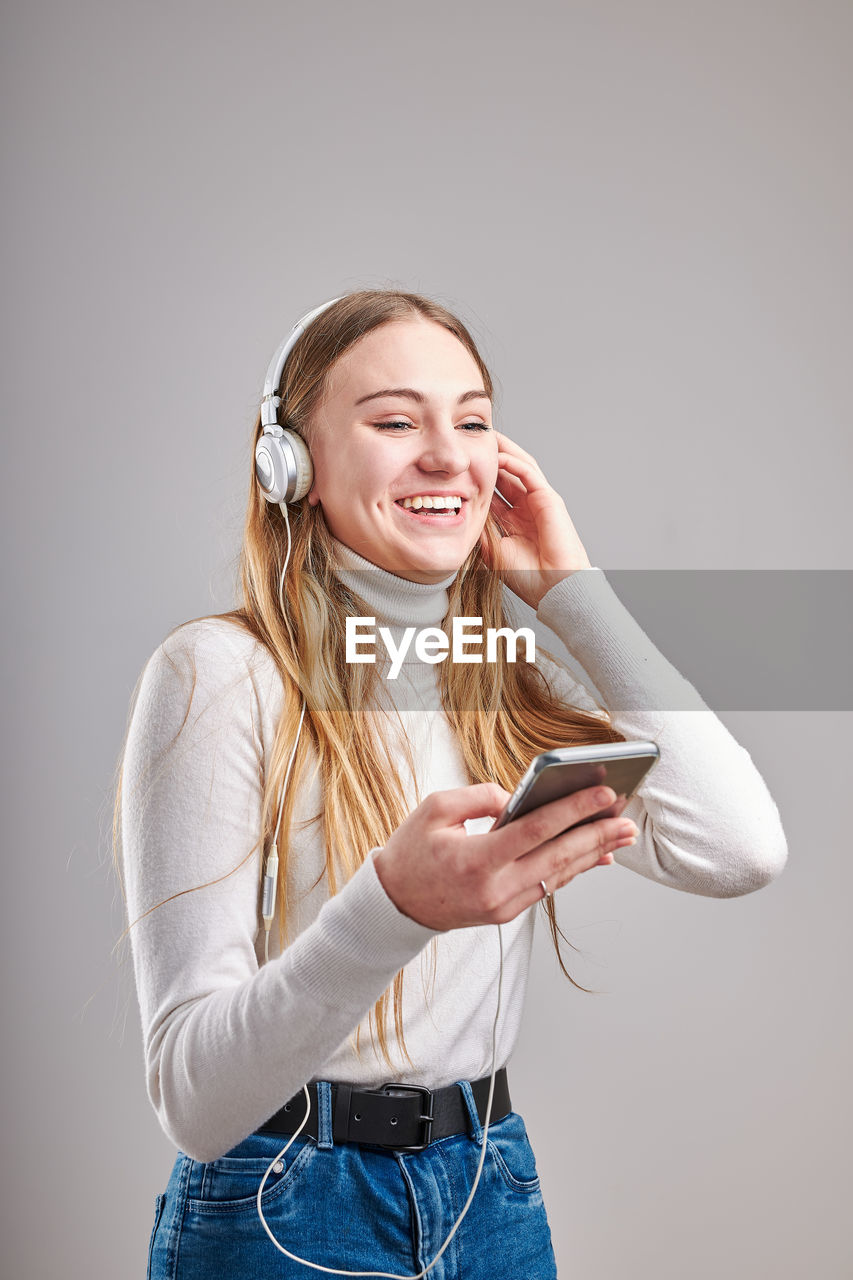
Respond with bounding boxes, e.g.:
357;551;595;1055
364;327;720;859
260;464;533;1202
121;541;787;1163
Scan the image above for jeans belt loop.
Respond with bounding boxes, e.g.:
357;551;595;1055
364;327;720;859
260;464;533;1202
333;1082;352;1144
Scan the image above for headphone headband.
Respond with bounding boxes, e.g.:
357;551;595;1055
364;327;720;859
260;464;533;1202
260;296;344;428
255;295;344;505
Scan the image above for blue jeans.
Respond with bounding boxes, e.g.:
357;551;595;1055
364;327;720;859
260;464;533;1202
147;1080;557;1279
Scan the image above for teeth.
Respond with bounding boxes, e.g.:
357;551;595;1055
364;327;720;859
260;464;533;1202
400;495;463;510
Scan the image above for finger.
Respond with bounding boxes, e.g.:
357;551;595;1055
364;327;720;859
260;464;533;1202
526;814;638;888
484;781;613;866
494;432;540;467
499;826;631;920
490;486;522;515
493;468;529;504
497;451;549;492
426;782;513;828
500;816;637;916
611;794;630;818
489;486;529;527
496;459;529;489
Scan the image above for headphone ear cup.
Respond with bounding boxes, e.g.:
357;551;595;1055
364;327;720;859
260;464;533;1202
282;429;313;502
255;428;314;504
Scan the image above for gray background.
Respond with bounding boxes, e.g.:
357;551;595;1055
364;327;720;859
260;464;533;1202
3;1;851;1276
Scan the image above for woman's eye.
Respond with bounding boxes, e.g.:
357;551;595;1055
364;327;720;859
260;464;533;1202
373;421;491;432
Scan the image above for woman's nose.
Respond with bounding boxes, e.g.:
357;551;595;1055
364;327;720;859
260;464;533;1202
416;426;470;476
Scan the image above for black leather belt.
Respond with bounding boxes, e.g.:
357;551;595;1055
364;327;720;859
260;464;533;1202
256;1068;511;1152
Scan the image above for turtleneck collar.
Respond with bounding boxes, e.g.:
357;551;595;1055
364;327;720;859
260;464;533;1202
330;537;458;631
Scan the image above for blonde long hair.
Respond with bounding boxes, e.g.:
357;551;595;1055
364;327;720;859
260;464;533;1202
113;289;625;1071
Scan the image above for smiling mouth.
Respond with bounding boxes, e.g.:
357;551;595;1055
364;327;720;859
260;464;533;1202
393;498;466;522
395;496;464;511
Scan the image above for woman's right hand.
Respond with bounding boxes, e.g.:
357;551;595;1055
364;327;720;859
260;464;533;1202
372;783;637;931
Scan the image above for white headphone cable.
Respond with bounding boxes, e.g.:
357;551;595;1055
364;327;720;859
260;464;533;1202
255;923;505;1276
278;498;293;622
262;501;306;965
261;694;305;964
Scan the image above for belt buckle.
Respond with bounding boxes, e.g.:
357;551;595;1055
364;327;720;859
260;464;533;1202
377;1083;435;1151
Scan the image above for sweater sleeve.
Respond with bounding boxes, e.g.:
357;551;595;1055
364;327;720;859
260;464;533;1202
534;570;788;897
120;620;438;1164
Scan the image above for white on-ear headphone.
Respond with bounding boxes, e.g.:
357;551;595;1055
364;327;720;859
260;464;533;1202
254;296;344;504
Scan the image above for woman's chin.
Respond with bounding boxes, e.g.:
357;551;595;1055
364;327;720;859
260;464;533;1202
394;532;473;574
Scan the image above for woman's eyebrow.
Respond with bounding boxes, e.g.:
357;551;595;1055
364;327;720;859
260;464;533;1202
354;387;491;406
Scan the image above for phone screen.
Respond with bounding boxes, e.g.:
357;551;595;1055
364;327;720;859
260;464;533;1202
493;744;659;835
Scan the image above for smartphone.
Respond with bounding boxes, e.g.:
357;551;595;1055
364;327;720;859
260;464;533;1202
492;741;660;835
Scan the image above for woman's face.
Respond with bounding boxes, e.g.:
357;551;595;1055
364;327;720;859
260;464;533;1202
306;317;499;583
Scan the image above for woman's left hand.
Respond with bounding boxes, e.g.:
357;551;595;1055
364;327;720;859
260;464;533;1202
479;432;593;610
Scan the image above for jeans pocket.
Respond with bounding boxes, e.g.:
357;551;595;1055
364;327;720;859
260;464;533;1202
147;1194;165;1278
485;1112;542;1194
185;1137;317;1215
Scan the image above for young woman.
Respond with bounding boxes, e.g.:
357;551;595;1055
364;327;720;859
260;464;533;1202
116;290;787;1279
